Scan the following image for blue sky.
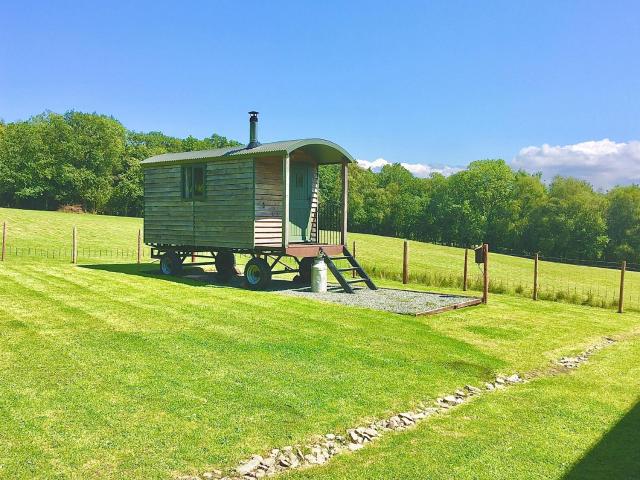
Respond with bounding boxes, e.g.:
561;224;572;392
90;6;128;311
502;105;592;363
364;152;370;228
1;1;639;187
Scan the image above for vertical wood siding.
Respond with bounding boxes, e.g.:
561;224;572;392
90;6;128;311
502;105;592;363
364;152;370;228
290;151;319;244
309;163;319;243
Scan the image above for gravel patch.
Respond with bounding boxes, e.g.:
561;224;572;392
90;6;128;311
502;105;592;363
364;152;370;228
177;268;479;315
275;285;479;315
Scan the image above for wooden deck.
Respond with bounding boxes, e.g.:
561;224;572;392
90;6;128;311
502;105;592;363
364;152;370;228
285;243;343;257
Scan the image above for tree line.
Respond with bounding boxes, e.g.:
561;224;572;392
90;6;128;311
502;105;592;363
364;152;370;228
321;158;638;263
1;110;638;262
0;111;240;216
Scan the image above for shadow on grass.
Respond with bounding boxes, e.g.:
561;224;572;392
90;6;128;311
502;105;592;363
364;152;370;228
563;398;640;479
80;263;481;316
79;262;302;291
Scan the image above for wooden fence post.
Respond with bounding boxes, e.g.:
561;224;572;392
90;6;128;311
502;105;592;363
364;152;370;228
137;228;142;264
72;226;77;264
463;248;468;291
1;221;6;262
482;243;489;304
618;260;626;313
352;240;357;278
533;253;539;300
402;240;409;284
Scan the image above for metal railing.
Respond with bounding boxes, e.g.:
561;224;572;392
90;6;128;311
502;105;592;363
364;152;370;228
317;203;343;245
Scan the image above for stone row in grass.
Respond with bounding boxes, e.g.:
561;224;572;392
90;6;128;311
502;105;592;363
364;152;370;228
555;337;615;369
182;336;616;480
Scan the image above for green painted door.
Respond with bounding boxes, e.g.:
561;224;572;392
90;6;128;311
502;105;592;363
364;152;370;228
289;163;313;242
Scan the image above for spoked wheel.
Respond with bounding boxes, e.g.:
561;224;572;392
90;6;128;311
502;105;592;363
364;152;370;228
244;257;272;290
215;251;236;281
160;251;183;275
297;257;314;285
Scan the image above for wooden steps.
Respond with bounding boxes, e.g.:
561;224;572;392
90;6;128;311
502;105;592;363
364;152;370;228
320;246;377;294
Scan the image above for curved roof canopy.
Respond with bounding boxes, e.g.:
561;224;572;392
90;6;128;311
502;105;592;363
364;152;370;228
141;138;355;166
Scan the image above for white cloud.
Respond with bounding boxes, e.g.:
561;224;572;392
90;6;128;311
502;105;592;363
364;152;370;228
357;157;462;178
357;158;391;170
358;138;640;189
401;163;463;177
512;139;640;189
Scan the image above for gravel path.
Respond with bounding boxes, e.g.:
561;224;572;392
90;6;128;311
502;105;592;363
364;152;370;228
275;285;478;315
180;269;479;315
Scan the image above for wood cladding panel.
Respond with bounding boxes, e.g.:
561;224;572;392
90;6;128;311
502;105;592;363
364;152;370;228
143;160;255;248
143;166;194;245
309;164;319;242
195;158;254;247
254;157;284;246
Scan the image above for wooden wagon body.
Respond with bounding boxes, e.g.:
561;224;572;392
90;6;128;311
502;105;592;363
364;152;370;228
140;113;375;292
142;139;349;256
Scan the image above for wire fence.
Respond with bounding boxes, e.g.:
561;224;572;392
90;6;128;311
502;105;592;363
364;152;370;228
1;220;637;313
355;240;637;313
1;245;152;261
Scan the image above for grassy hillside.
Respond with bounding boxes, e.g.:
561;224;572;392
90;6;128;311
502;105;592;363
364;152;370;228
1;207;637;310
0;207;147;261
2;207;640;478
351;232;634;309
1;260;639;479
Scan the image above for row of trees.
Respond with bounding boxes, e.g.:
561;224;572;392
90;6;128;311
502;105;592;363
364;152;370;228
1;110;639;262
0;111;239;216
320;160;640;263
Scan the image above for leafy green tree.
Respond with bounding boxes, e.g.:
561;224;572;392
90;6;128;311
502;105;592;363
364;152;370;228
429;160;517;247
1;109;636;261
606;185;640;262
530;177;608;258
0;111;240;216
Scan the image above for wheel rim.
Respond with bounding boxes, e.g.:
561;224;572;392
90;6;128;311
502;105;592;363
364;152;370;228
246;264;262;285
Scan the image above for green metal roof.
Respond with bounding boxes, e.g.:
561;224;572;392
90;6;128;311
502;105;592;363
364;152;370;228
141;138;355;166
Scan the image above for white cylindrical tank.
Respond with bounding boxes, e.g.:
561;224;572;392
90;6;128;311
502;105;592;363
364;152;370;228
310;256;328;293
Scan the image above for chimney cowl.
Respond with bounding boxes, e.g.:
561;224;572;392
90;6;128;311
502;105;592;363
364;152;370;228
247;111;260;148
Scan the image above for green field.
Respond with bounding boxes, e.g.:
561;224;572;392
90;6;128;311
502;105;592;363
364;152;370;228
352;233;635;310
286;333;640;480
1;207;639;479
0;207;637;310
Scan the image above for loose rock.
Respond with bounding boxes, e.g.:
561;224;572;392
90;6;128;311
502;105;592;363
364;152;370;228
237;456;262;476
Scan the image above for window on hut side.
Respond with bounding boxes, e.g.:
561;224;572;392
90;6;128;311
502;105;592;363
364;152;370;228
182;165;205;200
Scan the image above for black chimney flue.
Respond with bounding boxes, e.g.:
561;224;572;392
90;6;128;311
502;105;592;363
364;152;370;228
248;111;260;148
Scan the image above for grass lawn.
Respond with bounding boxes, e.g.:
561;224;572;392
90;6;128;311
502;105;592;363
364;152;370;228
0;207;147;262
1;207;638;310
285;331;640;480
1;257;639;479
1;208;640;478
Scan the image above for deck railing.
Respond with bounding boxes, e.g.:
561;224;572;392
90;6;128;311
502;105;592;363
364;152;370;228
317;203;343;245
